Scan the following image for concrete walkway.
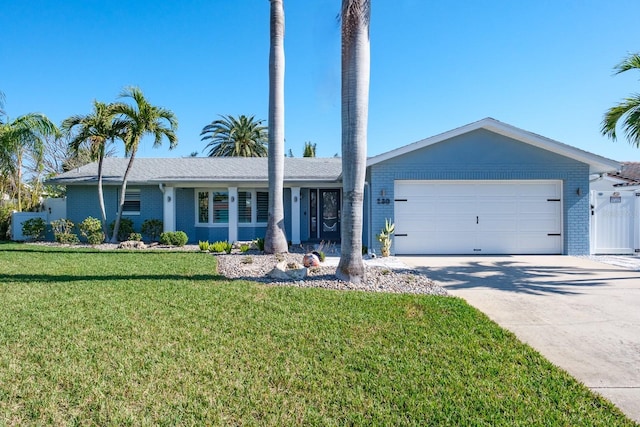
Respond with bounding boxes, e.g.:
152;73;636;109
398;255;640;423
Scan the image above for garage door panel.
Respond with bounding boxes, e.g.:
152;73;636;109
394;180;562;255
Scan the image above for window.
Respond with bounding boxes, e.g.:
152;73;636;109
236;190;268;224
196;189;267;225
212;192;229;223
197;190;228;224
198;191;209;223
238;191;252;223
257;191;268;223
123;189;140;215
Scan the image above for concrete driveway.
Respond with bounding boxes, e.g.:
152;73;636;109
398;255;640;423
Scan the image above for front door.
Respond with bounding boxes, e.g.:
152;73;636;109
309;189;341;241
320;189;340;240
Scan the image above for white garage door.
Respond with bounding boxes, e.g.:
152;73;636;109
394;180;562;255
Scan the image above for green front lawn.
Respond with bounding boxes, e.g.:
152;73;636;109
0;243;635;426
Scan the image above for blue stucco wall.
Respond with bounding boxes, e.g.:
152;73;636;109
66;185;163;238
369;129;591;255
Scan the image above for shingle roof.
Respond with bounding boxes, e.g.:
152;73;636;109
48;157;343;185
609;162;640;187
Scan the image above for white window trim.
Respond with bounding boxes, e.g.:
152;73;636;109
195;188;229;227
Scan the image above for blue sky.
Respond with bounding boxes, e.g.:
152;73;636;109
2;0;640;162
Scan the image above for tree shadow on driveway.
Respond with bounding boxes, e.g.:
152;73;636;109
401;256;640;296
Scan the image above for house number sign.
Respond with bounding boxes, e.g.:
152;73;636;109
377;198;391;204
610;192;621;204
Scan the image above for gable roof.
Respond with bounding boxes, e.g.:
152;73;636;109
48;157;343;185
367;117;620;174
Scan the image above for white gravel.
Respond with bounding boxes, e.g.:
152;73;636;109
216;252;448;296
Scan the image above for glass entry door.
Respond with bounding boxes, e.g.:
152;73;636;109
319;189;340;241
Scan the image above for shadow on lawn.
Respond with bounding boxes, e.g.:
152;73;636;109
405;256;640;296
0;273;225;284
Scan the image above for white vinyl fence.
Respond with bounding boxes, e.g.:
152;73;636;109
10;198;66;241
590;190;640;254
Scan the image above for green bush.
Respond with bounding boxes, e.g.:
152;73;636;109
199;240;210;251
22;217;47;241
160;231;188;247
210;240;232;253
254;237;265;252
128;232;142;242
0;204;16;240
141;219;163;242
79;217;105;245
109;218;135;242
240;243;250;253
362;245;368;256
51;219;79;244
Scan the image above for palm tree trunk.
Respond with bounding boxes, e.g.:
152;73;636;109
110;151;136;243
16;150;22;211
97;145;107;239
336;0;370;284
265;0;289;254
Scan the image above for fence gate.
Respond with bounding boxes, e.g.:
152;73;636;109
590;190;640;254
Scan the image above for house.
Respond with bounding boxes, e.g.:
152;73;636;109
47;118;620;255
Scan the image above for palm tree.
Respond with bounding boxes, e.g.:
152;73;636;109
0;112;58;211
602;53;640;146
110;87;178;242
336;0;370;284
200;114;267;157
264;0;289;254
62;101;124;237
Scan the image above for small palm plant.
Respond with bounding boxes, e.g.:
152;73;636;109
376;218;395;257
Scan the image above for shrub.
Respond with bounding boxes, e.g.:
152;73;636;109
199;240;210;251
128;232;142;242
210;240;232;254
51;219;79;244
79;217;105;245
160;231;188;247
316;251;326;262
22;217;46;241
141;219;163;242
0;203;16;240
108;218;135;242
362;245;368;256
254;237;265;252
240;243;251;253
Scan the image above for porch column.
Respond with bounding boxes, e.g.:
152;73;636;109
163;186;176;232
291;187;301;244
229;187;238;242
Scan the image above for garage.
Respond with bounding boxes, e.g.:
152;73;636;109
394;180;563;255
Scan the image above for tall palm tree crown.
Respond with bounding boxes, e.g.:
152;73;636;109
201;114;267;157
62;101;124;236
602;53;640;146
109;86;178;242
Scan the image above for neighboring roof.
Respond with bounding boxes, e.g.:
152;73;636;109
47;157;343;185
367;117;621;174
607;162;640;187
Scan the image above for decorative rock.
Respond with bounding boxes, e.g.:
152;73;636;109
267;260;308;281
118;240;147;250
303;253;320;267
